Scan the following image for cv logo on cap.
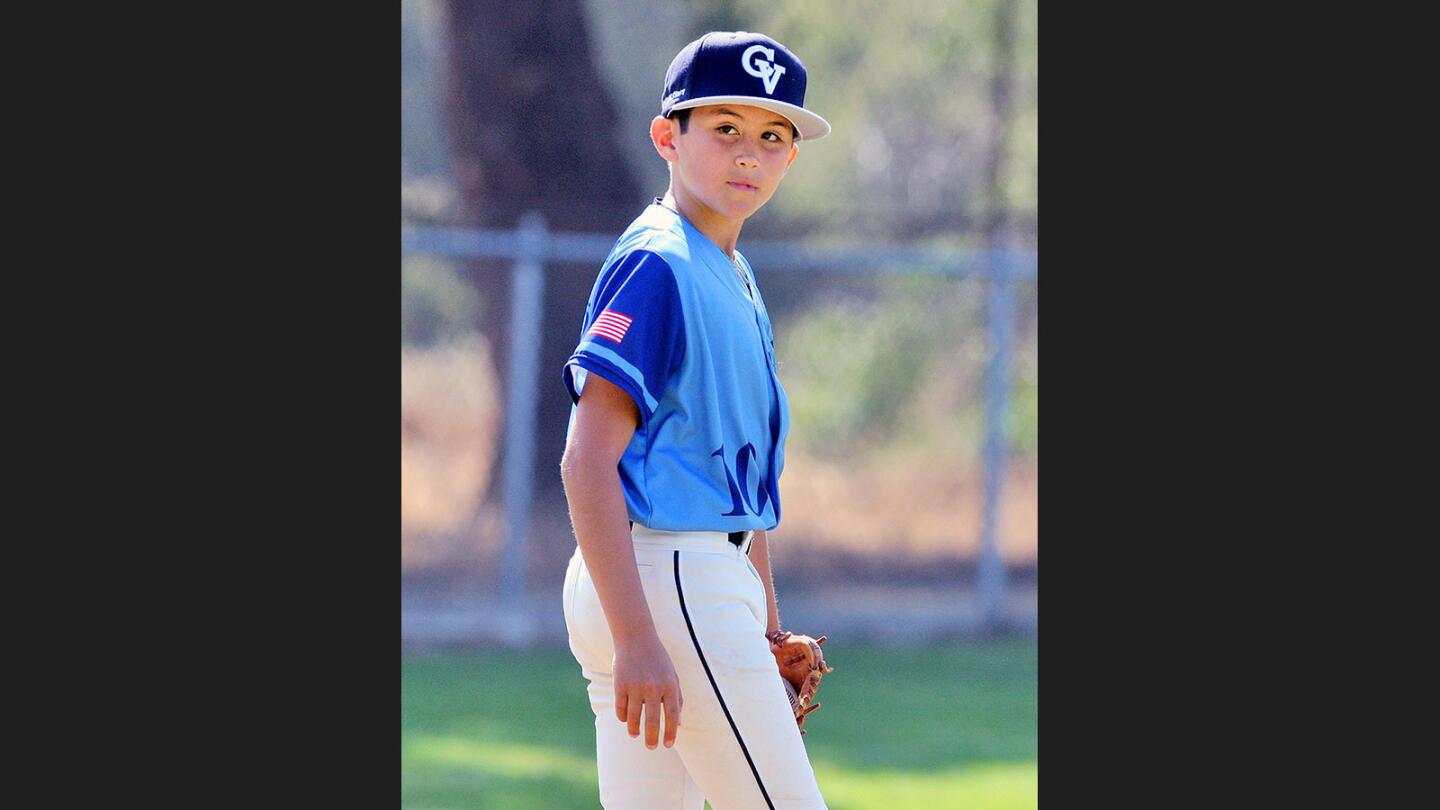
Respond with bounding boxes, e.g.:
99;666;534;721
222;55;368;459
741;44;786;95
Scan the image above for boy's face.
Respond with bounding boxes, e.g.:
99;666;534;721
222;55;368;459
653;104;800;222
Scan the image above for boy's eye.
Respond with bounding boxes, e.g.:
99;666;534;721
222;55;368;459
715;123;786;143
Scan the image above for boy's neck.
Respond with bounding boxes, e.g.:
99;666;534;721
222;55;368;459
661;189;742;258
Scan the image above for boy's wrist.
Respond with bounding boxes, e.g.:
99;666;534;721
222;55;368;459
614;624;663;649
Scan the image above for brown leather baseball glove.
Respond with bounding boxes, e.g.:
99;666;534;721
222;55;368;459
766;629;834;735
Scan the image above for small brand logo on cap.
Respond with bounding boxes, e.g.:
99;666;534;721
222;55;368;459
664;89;686;105
740;44;786;95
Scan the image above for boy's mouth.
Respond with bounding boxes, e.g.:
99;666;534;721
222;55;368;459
726;181;759;192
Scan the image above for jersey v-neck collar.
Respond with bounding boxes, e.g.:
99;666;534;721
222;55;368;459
649;200;757;307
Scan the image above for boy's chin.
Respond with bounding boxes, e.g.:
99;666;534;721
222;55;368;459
714;199;765;221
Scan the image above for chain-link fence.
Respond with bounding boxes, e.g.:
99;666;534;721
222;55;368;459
402;216;1036;645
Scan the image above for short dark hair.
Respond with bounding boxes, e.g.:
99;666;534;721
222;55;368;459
668;108;799;141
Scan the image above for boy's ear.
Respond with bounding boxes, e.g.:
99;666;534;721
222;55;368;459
784;142;799;172
650;115;679;162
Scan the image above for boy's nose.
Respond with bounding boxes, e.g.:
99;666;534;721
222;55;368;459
735;155;759;169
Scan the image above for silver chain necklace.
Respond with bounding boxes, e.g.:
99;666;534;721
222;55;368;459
730;251;755;301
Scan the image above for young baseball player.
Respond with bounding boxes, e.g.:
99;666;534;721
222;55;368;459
559;31;833;810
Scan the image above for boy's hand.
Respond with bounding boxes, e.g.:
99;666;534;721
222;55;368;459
613;634;684;749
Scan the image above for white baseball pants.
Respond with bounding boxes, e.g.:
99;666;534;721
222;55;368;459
562;526;829;809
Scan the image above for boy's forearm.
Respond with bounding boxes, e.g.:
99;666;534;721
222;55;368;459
747;529;781;633
562;455;657;647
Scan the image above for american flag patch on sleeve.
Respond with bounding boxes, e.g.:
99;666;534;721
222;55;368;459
586;309;633;344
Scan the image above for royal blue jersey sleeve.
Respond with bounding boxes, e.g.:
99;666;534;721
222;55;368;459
563;249;686;424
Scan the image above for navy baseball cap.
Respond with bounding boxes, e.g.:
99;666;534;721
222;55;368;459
661;31;831;141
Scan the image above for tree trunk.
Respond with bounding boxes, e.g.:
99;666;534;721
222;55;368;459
442;0;642;505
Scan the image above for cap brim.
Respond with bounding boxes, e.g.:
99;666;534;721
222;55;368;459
667;96;831;141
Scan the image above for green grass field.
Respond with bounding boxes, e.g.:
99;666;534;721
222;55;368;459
402;639;1036;809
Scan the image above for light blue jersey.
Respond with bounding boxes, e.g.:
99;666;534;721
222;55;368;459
563;201;790;532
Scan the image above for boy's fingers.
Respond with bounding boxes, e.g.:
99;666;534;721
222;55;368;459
627;692;644;738
644;696;662;749
663;691;682;747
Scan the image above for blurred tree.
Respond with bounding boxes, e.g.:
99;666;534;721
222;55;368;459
984;0;1017;242
725;0;1036;243
402;0;461;223
440;0;642;502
